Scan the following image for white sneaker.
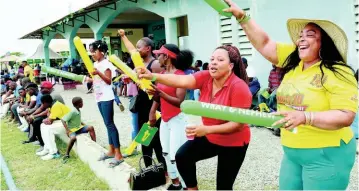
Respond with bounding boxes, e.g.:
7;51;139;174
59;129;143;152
41;153;60;160
36;146;44;153
36;149;49;156
21;126;28;132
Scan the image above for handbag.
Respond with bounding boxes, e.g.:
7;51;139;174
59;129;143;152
130;155;166;190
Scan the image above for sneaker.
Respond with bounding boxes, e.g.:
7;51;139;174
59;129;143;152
167;184;182;190
36;148;49;156
36;146;44;153
32;140;40;145
118;104;125;112
18;124;24;129
21;126;29;132
41;152;61;160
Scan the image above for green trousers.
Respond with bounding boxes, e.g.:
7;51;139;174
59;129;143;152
280;139;356;190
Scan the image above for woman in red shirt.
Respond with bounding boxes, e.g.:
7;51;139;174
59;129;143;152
139;45;252;190
148;44;194;190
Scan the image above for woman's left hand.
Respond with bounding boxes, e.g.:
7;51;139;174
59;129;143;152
186;125;208;137
272;111;306;130
92;69;99;76
147;84;162;96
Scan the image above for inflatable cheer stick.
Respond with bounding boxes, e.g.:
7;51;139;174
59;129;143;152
41;65;86;83
181;100;285;128
109;55;153;99
130;52;155;91
204;0;232;18
125;111;161;155
73;36;95;77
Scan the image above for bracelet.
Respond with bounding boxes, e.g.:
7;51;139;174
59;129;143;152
151;75;157;82
309;112;315;126
304;112;310;125
237;13;246;22
237;12;251;24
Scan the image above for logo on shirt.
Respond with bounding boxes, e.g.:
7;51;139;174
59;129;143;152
277;84;308;111
310;74;327;88
351;94;358;102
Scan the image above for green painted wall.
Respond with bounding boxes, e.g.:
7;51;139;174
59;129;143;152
147;21;166;50
41;0;357;89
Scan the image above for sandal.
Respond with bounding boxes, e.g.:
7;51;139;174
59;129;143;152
108;158;124;168
98;153;114;161
62;155;70;164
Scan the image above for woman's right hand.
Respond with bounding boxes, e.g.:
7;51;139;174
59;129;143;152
149;111;157;127
223;0;246;19
118;29;125;37
137;67;153;81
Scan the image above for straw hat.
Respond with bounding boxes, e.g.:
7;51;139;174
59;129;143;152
287;18;348;63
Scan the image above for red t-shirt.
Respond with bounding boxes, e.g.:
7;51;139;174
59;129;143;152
157;70;185;122
193;71;252;147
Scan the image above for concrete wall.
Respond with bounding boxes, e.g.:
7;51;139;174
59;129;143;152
42;0;357;86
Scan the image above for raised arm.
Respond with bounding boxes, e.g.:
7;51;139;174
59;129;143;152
224;0;278;65
118;29;137;54
138;67;197;89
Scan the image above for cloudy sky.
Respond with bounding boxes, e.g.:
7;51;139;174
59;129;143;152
0;0;97;56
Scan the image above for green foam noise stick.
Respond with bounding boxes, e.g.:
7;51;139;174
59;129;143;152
41;65;86;83
180;100;284;128
204;0;232;18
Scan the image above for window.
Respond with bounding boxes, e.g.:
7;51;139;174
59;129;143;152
219;15;232;45
237;8;253;62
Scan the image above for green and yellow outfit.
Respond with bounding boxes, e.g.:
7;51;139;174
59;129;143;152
276;43;358;190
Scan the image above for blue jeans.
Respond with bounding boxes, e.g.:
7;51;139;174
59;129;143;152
112;88;121;105
97;100;120;148
131;112;139;140
69;125;90;138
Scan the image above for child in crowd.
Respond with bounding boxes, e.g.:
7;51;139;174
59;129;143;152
62;97;96;163
88;40;124;168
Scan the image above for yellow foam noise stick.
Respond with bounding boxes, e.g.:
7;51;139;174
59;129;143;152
130;51;144;68
113;74;124;83
109;55;153;99
125;111;161;155
73;36;95;77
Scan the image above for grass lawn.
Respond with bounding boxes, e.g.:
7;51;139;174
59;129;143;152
1;171;8;190
0;120;109;190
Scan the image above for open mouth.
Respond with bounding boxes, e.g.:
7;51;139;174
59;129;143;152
299;45;309;51
210;67;218;73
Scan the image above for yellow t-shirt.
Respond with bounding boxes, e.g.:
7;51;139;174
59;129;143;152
276;43;358;148
25;93;30;103
49;101;71;120
24;65;34;82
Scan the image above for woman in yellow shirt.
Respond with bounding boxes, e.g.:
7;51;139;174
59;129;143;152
224;0;357;190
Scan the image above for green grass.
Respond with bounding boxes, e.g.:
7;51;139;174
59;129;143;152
0;121;110;190
1;171;8;190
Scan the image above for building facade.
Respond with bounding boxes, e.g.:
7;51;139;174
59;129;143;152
23;0;358;87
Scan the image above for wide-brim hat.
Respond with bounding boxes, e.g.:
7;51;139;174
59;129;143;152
287;18;348;63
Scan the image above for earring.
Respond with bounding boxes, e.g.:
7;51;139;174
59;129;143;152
319;49;323;60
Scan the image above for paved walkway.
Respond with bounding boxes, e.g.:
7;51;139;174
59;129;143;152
55;84;358;190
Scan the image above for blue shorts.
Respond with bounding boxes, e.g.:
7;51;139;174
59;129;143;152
69;125;90;138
